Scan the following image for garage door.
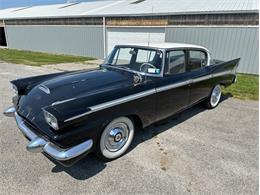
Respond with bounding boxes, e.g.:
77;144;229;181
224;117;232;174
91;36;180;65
107;27;165;54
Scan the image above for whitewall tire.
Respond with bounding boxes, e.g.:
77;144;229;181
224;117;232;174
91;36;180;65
97;117;135;161
204;84;222;109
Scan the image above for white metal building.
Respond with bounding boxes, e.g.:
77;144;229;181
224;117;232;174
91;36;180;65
0;0;259;74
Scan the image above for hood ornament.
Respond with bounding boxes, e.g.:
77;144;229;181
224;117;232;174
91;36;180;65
39;85;50;94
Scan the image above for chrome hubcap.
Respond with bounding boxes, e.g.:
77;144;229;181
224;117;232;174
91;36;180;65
211;85;221;106
105;123;129;152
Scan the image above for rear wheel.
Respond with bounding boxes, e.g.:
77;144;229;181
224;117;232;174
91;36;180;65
203;85;222;109
96;117;135;161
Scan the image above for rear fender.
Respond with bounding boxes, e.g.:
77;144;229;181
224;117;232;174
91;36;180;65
208;58;240;75
207;58;240;86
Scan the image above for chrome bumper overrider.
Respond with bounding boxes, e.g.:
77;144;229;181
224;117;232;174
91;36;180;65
4;106;93;161
3;106;16;117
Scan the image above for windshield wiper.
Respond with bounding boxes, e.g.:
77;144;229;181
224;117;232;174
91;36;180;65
104;63;129;69
103;64;131;72
104;63;113;66
117;65;130;70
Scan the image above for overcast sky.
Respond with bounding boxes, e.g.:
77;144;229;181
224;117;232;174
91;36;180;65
0;0;101;10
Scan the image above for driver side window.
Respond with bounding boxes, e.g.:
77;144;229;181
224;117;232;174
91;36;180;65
138;50;163;74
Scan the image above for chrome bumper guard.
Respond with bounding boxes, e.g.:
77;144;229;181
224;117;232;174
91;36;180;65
4;107;93;161
3;106;16;117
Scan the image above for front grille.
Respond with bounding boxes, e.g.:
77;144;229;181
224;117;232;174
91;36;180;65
18;113;44;138
17;113;65;149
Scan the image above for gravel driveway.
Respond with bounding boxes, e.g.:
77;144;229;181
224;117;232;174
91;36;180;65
0;62;258;195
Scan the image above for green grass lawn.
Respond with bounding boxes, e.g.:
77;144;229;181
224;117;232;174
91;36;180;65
222;74;259;101
0;48;95;66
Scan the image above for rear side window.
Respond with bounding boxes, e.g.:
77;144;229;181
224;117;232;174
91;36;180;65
188;50;207;71
165;50;185;75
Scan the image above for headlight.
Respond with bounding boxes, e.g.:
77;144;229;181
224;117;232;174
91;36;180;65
43;110;59;130
12;84;18;95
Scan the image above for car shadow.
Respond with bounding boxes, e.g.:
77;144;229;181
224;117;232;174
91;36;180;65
130;93;232;150
51;154;107;180
50;94;231;180
130;105;206;153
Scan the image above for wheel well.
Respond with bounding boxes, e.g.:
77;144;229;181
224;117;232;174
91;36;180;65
219;82;226;87
127;115;143;130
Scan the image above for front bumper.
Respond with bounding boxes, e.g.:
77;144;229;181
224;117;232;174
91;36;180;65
4;106;93;164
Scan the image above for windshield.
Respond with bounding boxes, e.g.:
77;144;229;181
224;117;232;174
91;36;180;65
105;47;163;75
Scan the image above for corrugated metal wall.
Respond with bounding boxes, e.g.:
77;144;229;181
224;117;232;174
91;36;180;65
165;27;259;74
5;25;104;59
107;27;165;53
4;25;259;74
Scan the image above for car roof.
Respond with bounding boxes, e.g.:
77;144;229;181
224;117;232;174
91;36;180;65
116;42;209;52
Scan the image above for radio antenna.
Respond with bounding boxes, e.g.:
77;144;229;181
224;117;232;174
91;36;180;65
147;5;154;47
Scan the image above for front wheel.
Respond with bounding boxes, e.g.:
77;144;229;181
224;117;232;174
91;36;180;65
96;117;135;161
203;85;222;109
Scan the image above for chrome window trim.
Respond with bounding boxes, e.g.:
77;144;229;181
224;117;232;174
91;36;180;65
165;47;211;67
104;46;166;77
188;49;209;68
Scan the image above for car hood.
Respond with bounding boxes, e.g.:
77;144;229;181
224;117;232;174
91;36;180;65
17;68;135;123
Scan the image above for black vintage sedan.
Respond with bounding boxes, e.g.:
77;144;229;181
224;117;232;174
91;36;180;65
4;43;239;166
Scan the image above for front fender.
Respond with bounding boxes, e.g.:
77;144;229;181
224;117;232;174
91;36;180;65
51;107;143;149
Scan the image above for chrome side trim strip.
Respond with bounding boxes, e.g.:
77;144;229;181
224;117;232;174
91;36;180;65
64;112;92;123
64;70;234;122
157;71;233;93
156;80;189;93
192;75;212;83
212;70;233;78
15;112;93;161
52;98;76;106
64;89;156;122
90;89;156;112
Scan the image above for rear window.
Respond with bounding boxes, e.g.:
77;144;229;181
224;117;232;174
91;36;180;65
188;50;207;71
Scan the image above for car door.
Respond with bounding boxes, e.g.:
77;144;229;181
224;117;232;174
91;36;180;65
155;49;190;121
187;49;213;105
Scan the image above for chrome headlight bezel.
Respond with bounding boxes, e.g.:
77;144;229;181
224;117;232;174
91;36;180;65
43;110;59;130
